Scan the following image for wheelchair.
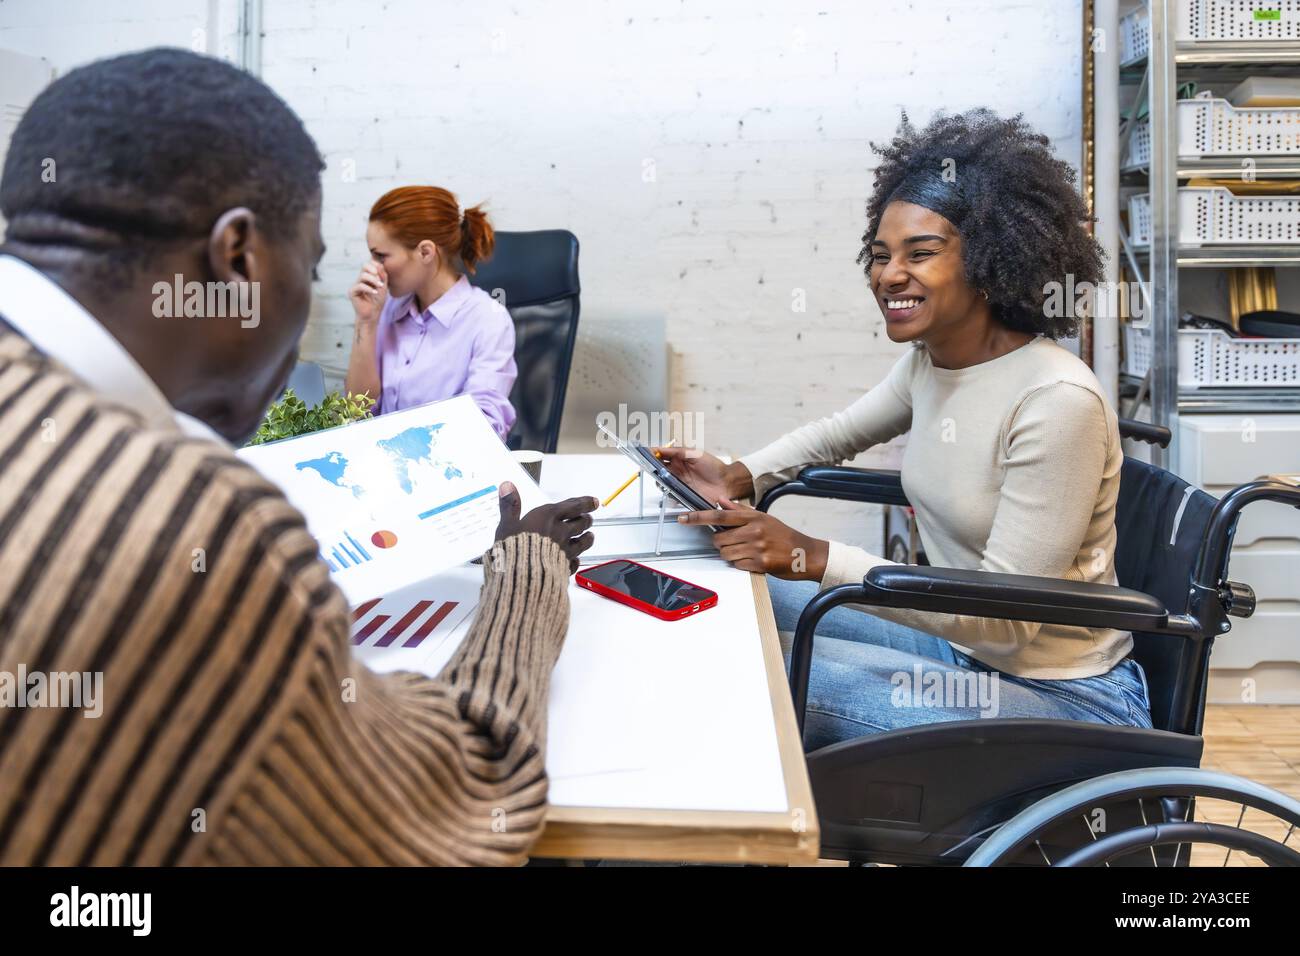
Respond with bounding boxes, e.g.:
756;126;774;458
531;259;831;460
756;419;1300;866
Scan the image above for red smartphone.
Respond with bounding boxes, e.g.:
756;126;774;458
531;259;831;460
576;559;718;621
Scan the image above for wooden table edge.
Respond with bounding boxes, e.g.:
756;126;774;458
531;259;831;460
533;570;819;864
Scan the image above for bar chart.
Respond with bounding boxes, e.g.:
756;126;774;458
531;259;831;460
348;576;481;673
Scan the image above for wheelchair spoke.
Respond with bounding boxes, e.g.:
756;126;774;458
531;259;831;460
1035;840;1052;866
1160;799;1183;868
1223;804;1247;867
1137;798;1159;867
1173;795;1199;869
1081;814;1110;867
1284;824;1295;847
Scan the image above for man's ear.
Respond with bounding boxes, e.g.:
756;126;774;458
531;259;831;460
207;207;258;283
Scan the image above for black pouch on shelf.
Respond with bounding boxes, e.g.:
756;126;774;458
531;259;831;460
1240;310;1300;339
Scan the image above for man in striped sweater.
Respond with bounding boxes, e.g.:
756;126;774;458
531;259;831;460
0;48;597;865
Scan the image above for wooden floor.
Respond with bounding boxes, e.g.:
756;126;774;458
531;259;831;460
1194;704;1300;866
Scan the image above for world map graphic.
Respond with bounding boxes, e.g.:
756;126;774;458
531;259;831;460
294;423;465;500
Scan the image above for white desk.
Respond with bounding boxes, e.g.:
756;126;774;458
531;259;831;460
364;453;818;863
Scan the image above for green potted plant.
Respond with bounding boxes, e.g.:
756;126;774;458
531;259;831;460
247;389;375;446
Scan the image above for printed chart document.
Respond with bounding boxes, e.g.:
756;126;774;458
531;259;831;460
346;577;480;673
238;395;549;661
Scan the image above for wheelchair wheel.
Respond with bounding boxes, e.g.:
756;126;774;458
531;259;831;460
964;767;1300;867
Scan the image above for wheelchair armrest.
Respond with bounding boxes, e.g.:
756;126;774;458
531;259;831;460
862;565;1171;633
756;466;910;512
786;569;1177;734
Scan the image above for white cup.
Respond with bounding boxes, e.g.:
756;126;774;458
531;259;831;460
511;449;544;484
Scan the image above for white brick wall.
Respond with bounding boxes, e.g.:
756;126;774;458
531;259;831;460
0;0;239;69
2;0;1084;550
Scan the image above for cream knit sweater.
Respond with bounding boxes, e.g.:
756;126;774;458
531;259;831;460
740;337;1131;679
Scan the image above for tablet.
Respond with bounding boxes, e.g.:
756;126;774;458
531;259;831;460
598;424;722;529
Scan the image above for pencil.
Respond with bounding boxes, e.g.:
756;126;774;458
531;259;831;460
602;440;676;507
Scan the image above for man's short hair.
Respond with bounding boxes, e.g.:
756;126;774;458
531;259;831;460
1;47;324;265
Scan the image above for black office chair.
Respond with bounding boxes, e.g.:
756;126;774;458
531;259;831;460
757;419;1300;866
468;230;580;453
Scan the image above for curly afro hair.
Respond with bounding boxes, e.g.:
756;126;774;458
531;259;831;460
856;109;1103;339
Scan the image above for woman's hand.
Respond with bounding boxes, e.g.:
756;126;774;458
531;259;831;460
494;481;598;574
678;498;829;581
349;260;389;324
653;446;754;504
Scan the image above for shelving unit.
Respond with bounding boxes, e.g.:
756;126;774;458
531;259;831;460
1114;0;1300;702
1116;0;1300;469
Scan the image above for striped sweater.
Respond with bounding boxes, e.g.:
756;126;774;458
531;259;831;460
0;329;572;865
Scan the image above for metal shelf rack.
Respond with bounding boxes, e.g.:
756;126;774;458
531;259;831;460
1118;3;1300;470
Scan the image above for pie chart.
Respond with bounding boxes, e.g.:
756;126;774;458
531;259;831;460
371;530;399;549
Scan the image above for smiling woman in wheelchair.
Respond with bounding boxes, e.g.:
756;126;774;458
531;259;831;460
665;109;1153;750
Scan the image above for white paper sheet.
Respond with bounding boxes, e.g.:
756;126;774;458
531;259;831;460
540;457;789;809
357;562;661;783
371;556;788;807
546;557;788;811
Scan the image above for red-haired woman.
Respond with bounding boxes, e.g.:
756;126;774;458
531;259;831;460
345;186;516;439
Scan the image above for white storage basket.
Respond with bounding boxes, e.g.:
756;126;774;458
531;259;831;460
1120;9;1151;63
1123;323;1300;388
1182;0;1300;42
1129;188;1300;246
1128;192;1155;245
1123;120;1152;169
1124;97;1300;167
1121;0;1300;63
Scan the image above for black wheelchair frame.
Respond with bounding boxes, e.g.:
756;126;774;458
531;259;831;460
755;419;1300;866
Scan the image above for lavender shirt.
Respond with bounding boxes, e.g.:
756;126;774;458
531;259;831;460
374;275;517;439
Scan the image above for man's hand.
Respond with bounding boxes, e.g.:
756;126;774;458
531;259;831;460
495;481;598;574
678;498;828;581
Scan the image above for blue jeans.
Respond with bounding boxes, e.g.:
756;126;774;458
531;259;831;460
767;577;1153;752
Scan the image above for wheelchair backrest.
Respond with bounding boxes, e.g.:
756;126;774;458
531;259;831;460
1114;456;1223;735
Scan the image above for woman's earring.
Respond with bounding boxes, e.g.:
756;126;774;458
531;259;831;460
981;289;990;300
